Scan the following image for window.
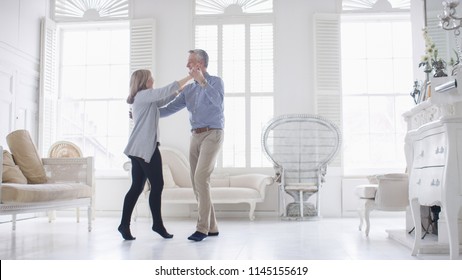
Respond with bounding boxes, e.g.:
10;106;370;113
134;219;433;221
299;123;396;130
194;0;274;169
341;14;414;174
58;22;130;173
342;0;410;11
52;0;129;21
40;1;134;175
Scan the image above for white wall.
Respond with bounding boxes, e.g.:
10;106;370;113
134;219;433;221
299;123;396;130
129;0;341;157
0;0;49;149
126;0;343;218
0;0;426;219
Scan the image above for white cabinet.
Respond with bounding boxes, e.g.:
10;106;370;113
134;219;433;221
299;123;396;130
403;96;462;259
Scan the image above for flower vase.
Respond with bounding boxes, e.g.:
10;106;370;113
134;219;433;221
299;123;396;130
433;59;448;77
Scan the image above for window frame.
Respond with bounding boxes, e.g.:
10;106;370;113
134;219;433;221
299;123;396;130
193;13;275;171
340;13;414;176
56;20;130;177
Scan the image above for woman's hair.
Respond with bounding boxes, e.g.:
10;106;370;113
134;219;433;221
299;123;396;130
127;69;151;104
189;49;209;68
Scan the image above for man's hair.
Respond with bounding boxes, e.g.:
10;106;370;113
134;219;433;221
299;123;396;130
189;49;209;68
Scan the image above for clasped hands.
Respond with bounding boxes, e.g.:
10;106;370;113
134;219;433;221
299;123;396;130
189;66;206;86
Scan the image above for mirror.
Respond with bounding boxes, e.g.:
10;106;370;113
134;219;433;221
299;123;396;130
425;0;462;74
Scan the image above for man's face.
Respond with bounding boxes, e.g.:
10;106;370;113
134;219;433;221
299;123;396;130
187;53;203;71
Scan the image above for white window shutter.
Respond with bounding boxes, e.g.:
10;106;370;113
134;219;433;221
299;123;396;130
313;14;342;167
129;18;156;132
427;11;449;64
130;18;156;74
39;17;58;157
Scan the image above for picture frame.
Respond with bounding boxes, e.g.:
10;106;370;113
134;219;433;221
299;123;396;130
417;79;427;103
421;80;431;102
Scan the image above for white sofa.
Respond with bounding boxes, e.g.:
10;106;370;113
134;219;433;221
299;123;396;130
0;145;95;231
125;147;274;220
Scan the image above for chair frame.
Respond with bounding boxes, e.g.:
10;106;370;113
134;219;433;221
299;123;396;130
357;173;409;236
261;114;341;219
47;141;85;222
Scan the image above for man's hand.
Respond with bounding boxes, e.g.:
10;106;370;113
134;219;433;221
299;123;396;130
189;65;206;86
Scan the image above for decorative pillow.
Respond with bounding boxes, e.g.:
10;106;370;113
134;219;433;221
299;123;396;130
163;165;177;188
6;130;47;184
2;150;28;184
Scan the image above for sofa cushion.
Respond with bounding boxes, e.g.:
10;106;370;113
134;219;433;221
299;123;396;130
163;165;177;188
6;130;47;184
162;187;261;202
2;150;27;184
210;173;230;188
355;184;378;199
210;188;261;201
0;183;92;203
162;188;195;202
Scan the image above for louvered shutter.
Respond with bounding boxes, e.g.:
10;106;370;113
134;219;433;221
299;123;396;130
38;17;58;156
129;18;156;132
130;18;156;74
427;11;450;65
313;14;342;167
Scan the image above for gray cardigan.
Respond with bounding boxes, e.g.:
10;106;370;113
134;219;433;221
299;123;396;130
123;81;180;163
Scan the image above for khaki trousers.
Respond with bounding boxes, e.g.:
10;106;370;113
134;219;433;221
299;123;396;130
189;129;224;234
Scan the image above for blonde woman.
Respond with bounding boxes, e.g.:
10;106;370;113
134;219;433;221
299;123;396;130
119;69;192;240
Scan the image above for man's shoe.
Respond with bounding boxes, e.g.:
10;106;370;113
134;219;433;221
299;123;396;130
188;231;207;241
208;232;219;236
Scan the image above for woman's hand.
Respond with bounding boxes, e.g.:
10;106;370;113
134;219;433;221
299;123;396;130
189;65;206;85
177;74;194;91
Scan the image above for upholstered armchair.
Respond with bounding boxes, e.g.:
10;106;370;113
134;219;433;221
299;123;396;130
356;173;409;236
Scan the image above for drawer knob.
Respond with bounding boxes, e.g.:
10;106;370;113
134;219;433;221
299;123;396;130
419;150;425;157
435;147;445;154
416;179;421;185
431;179;440;186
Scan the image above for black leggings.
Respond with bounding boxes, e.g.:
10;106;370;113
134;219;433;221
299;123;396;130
120;146;164;227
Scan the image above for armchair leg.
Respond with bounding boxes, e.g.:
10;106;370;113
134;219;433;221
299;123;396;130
299;190;304;218
76;208;80;223
358;207;364;231
12;214;17;231
364;204;372;237
87;206;92;232
47;210;56;222
279;185;287;217
358;198;374;236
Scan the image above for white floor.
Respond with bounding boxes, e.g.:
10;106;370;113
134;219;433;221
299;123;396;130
1;214;460;260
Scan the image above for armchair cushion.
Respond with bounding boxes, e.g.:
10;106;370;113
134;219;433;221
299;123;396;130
2;150;27;184
355;184;378;199
6;130;47;184
356;173;409;236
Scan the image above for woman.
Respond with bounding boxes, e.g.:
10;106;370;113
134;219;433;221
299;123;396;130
118;69;192;240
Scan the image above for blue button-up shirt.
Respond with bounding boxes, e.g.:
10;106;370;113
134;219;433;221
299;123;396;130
159;72;224;130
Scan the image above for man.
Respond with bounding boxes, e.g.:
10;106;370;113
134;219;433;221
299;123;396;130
160;49;224;241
